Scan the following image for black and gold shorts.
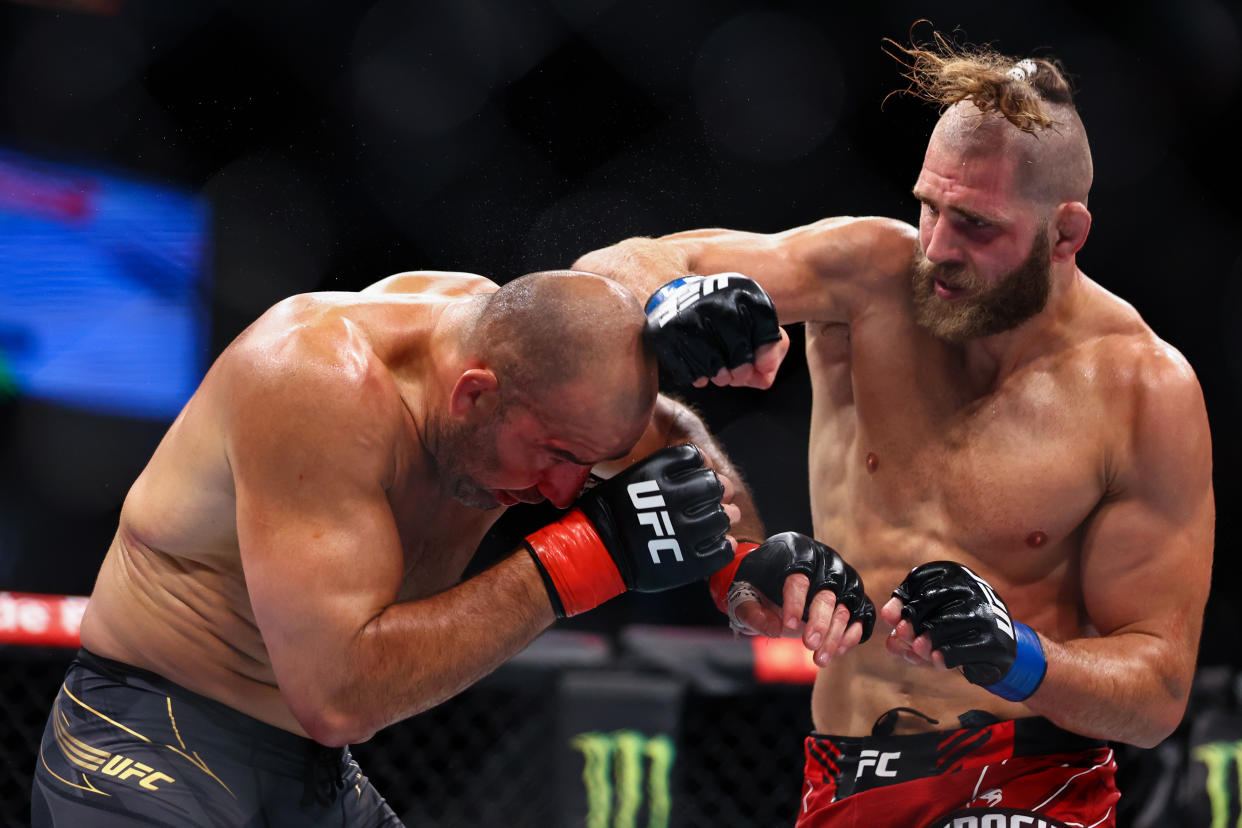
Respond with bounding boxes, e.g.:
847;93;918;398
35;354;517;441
31;649;403;827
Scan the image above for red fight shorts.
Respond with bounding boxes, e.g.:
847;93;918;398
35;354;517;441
797;715;1119;828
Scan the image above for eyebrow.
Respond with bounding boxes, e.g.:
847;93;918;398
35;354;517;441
551;446;631;466
911;187;1004;225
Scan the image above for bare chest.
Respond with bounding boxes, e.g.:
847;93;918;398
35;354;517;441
806;323;1107;581
850;407;1100;558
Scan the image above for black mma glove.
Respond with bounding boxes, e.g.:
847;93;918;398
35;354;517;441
525;444;733;618
891;561;1047;702
709;531;875;641
643;273;781;387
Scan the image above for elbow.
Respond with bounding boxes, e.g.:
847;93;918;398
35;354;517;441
1141;665;1196;748
1118;682;1190;749
571;239;635;272
1129;721;1177;750
287;691;380;747
1134;695;1190;750
296;706;378;748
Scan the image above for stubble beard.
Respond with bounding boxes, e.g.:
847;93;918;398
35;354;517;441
433;417;503;511
910;232;1053;343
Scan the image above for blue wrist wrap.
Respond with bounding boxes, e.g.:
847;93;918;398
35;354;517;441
985;621;1047;702
644;276;702;315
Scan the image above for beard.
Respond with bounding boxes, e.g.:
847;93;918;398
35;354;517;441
433;416;503;511
911;230;1052;343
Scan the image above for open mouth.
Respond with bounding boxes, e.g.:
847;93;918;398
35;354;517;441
933;278;967;299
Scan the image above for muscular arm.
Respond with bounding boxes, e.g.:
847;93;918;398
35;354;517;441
1024;350;1215;747
573;216;917;326
227;339;553;746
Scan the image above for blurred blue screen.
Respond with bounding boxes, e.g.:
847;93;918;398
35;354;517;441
0;147;210;420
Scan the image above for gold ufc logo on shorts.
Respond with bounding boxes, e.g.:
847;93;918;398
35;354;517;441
53;708;175;791
572;729;674;828
626;481;682;563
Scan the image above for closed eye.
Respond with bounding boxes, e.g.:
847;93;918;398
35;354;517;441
548;447;592;467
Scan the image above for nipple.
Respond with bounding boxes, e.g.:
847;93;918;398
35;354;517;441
865;452;879;473
1025;531;1048;548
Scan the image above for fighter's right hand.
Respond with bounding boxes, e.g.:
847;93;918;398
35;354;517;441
643;273;788;389
524;444;734;618
707;531;875;664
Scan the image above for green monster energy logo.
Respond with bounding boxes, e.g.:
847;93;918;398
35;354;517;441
572;730;675;828
1194;740;1242;828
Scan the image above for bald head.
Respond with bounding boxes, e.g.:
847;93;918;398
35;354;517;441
891;32;1093;208
470;270;657;422
933;100;1092;208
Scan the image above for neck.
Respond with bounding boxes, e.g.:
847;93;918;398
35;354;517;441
960;263;1085;390
418;296;487;454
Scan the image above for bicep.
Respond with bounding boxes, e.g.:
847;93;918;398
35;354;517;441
235;458;403;686
1079;370;1214;657
663;216;916;325
225;363;405;697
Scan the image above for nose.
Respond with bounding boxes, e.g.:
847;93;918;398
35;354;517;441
922;217;961;266
538;463;592;510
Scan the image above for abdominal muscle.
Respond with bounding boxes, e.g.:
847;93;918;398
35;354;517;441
80;526;305;736
809;622;1036;737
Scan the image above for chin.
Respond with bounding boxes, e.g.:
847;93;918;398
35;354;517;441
449;479;501;511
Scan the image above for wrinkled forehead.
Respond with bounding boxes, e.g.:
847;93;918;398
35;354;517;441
929;101;1089;206
922;108;1034;201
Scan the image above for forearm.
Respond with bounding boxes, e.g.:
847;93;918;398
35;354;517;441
1024;631;1193;748
318;552;554;745
573;236;697;298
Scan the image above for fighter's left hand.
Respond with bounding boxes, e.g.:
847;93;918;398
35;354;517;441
883;561;1048;702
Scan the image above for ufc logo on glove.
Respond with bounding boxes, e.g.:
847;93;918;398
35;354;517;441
524;444;732;618
627;480;682;563
646;274;733;329
963;567;1015;640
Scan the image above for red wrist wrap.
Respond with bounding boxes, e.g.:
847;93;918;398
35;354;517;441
709;541;760;614
525;508;626;617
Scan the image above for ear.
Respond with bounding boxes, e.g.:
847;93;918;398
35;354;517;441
1051;202;1091;263
448;368;499;419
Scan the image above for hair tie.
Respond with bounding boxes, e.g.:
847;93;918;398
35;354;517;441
1006;59;1038;82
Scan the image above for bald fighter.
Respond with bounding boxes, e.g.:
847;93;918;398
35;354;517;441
31;269;752;826
576;32;1214;828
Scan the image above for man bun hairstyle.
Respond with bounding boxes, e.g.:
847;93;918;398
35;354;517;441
884;25;1076;134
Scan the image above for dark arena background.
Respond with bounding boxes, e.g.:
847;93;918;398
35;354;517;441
2;1;1241;826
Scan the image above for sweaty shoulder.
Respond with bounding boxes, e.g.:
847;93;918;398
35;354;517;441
1075;281;1198;389
362;270;497;297
1065;283;1207;482
220;295;407;488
